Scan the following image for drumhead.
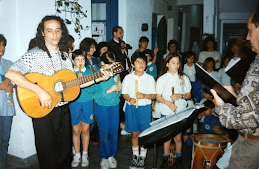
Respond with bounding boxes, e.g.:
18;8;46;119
196;137;222;144
193;134;229;147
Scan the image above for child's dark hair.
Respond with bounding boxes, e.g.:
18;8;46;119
143;49;154;60
100;51;116;64
221;56;231;68
72;49;86;60
131;52;147;64
183;51;196;60
97;42;108;51
0;34;7;46
139;36;149;43
168;40;179;51
204;100;215;109
203;57;215;70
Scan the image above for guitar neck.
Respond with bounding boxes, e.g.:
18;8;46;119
64;71;103;89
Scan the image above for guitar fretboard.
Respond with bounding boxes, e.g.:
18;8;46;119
64;71;104;89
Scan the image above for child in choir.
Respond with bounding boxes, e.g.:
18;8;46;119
143;49;157;79
198;100;225;135
183;51;202;102
93;52;122;169
156;53;192;169
69;49;110;168
135;36;158;64
80;37;100;72
199;88;214;104
218;56;232;86
203;57;220;82
122;52;156;169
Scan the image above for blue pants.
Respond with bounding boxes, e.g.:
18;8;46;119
0;116;13;169
95;104;119;159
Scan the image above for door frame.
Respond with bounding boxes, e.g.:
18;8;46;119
91;0;118;40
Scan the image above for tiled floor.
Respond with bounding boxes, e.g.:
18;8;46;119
6;135;192;169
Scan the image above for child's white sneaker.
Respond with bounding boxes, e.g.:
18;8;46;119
81;153;89;167
71;154;81;167
108;156;117;168
100;158;110;169
121;129;131;136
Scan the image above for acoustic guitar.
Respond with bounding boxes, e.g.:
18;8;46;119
16;62;124;118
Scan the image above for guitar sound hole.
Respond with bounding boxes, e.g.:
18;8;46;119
54;82;64;93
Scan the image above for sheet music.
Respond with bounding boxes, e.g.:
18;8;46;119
224;57;241;72
139;105;204;137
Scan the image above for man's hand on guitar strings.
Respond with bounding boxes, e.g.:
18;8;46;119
99;68;113;81
37;88;52;109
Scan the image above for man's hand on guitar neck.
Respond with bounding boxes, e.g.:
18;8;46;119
35;87;52;109
96;64;114;83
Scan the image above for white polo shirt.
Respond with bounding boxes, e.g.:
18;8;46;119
156;72;191;115
183;64;196;82
122;71;156;106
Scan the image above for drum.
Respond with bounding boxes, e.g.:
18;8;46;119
191;134;229;169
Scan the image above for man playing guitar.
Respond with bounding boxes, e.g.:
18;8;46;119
5;15;112;169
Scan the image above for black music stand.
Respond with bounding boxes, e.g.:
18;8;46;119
139;107;206;168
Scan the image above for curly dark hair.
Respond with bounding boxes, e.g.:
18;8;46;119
203;36;218;51
35;15;69;60
79;38;97;53
225;38;246;59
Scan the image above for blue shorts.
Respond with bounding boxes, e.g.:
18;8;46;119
69;100;94;126
183;128;192;136
124;104;152;133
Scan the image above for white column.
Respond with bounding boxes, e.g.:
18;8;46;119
203;0;215;34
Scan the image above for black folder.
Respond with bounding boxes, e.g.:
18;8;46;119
225;57;253;85
195;63;237;106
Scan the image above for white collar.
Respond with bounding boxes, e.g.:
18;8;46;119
74;66;86;72
113;38;119;43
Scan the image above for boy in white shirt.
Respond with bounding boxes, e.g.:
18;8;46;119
122;52;156;169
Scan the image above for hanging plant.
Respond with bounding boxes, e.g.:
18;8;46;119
55;0;89;37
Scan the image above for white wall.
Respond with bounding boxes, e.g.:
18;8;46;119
119;0;154;57
0;0;91;159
